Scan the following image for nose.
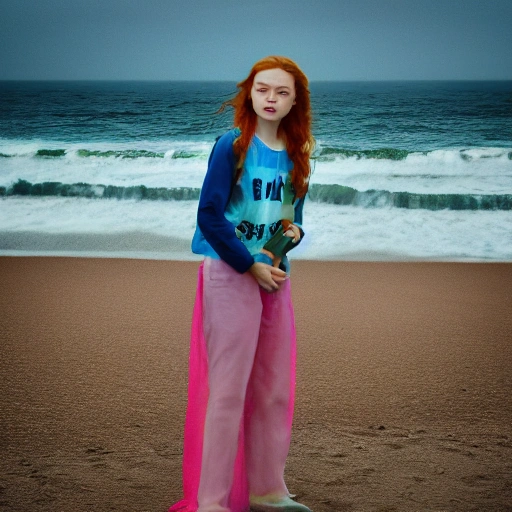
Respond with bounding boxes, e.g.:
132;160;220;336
267;89;276;102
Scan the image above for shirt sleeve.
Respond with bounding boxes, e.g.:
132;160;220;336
196;131;255;274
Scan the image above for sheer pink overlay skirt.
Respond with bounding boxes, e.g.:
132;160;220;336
170;258;297;512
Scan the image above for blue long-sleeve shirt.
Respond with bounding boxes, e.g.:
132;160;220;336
191;129;305;273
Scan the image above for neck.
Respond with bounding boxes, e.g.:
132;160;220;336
255;118;285;150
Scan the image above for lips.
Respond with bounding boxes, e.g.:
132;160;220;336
264;107;276;113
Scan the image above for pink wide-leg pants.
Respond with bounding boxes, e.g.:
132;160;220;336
170;258;296;512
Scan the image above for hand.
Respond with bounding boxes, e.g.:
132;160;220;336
283;223;301;243
248;262;287;293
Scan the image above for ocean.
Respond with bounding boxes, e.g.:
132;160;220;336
0;80;511;261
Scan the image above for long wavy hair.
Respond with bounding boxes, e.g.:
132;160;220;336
221;56;314;198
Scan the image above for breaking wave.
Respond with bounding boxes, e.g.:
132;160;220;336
3;179;511;211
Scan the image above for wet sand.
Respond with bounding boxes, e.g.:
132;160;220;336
1;257;511;512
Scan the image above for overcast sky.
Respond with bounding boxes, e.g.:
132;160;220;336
1;0;511;81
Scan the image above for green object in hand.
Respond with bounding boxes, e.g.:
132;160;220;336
263;225;302;258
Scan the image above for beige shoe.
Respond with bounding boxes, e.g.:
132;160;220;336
250;495;312;512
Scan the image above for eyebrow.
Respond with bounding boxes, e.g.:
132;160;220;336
254;82;292;90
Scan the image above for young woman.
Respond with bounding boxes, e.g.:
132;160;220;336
170;56;314;512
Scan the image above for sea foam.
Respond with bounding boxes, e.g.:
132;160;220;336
1;197;511;261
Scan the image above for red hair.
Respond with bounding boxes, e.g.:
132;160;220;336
221;56;314;198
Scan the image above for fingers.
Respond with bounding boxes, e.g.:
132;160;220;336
260;274;280;293
249;262;282;292
264;281;279;293
266;268;286;291
268;267;287;291
284;224;301;242
269;266;287;279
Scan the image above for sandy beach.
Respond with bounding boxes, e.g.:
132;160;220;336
1;257;511;512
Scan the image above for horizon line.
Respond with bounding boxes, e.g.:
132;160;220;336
1;78;512;83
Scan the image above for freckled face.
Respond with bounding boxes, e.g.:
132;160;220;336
250;68;296;124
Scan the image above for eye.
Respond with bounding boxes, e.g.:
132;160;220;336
257;88;267;93
279;91;289;95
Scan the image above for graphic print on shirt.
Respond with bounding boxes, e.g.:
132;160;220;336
252;176;285;202
235;174;288;242
231;166;294;248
